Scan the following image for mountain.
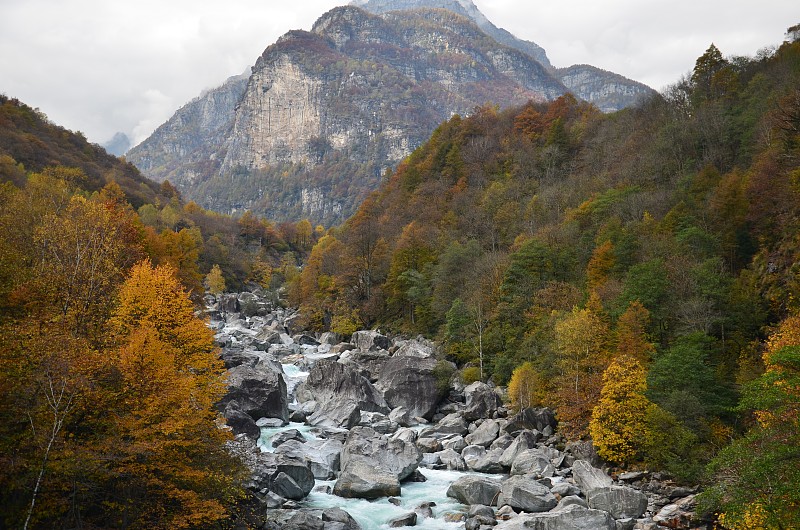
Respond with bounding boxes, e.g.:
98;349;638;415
0;95;167;208
101;132;131;156
127;0;654;226
351;0;551;67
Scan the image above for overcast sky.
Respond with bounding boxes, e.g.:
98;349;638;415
0;0;796;147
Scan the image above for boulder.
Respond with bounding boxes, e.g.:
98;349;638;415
463;382;502;422
322;508;361;530
388;512;417;527
586;485;648;519
376;356;446;420
463;445;506;473
494;504;616;530
419;413;469;439
437;448;467;471
284;511;325;530
652;494;697;528
219;348;261;369
351;330;390;351
298;358;388;412
388;406;413;427
465;419;500;447
499;430;541;468
341;349;391;381
446;475;503;506
221;361;288;422
308;398;362;429
550;482;581;498
340;426;421;481
555;495;588;511
240;449;315;501
333;426;421;499
571;460;613;495
298;358;388;428
272;471;306;500
502;407;557;435
510;449;555;478
275;438;343;480
223;400;261;439
318;332;340;345
333;460;400;499
393;337;436;358
497;475;558;513
271;428;307;448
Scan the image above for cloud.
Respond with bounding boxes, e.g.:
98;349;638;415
1;0;796;144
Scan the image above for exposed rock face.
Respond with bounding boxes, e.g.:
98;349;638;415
297;357;389;428
376;356;446;420
334;426;421;499
220;359;289;422
127;1;653;226
555;64;653;113
127;71;249;187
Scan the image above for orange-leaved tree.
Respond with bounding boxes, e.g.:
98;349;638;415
103;259;242;528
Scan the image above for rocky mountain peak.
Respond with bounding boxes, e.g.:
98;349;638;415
351;0;551;67
126;1;654;226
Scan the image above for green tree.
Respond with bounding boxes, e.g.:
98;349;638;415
701;313;800;527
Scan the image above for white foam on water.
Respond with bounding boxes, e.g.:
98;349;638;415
303;468;503;528
257;422;318;452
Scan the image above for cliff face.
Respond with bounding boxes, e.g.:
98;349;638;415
127;1;654;226
128;71;249;187
556;64;654;113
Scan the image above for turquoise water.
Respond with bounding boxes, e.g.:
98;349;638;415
304;468;503;529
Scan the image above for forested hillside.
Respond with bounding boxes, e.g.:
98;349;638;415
291;39;800;526
0;97;322;528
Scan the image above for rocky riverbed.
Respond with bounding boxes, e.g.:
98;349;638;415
208;291;706;529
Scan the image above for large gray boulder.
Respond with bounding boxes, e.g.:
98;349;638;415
571;460;613;495
496;475;558;513
333;460;401;499
510;449;555;477
242;450;315;500
221;360;288;422
419;412;469;439
351;330;390;351
376;356;447;420
465;419;500;447
275;438;343;480
463;382;503;422
499;430;541;468
298;358;388;428
333;427;421;499
494;504;616;530
322;508;362;530
393;337;436;358
586;485;648;519
462;445;505;473
446;475;503;506
503;407;557;435
223;400;261;439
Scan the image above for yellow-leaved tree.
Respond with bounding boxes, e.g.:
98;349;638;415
554;305;611;437
507;362;547;411
589;354;652;464
105;259;242;528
